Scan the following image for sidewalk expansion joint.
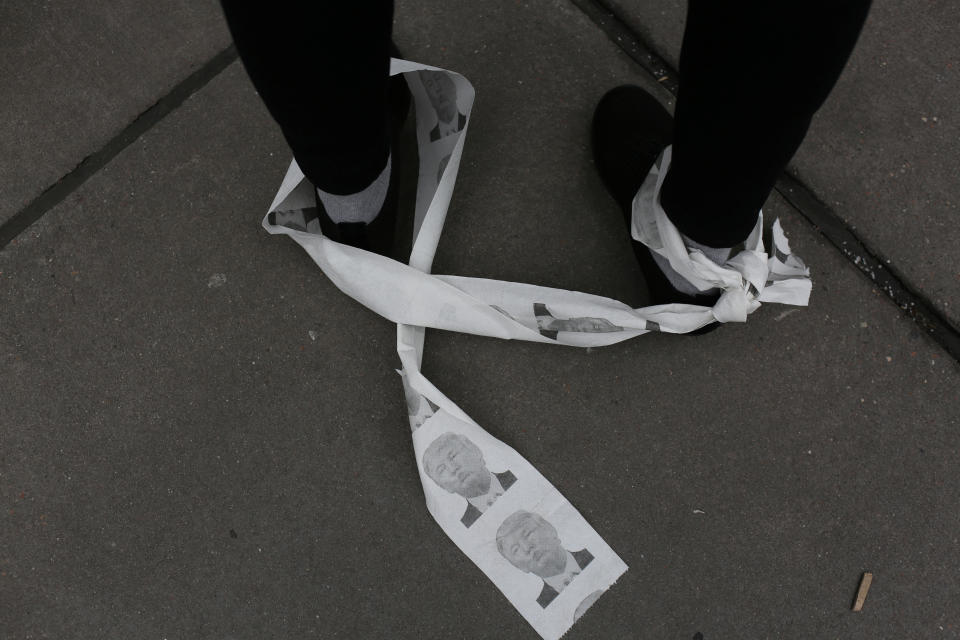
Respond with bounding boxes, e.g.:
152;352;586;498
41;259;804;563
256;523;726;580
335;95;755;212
0;44;238;251
572;0;960;364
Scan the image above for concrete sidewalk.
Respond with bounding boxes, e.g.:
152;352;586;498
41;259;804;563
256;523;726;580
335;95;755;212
2;1;958;639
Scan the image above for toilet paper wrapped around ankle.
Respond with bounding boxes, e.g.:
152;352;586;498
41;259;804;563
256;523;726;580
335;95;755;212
263;58;811;640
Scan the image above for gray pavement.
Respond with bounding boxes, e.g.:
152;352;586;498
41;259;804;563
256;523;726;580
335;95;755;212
3;1;960;639
0;0;230;227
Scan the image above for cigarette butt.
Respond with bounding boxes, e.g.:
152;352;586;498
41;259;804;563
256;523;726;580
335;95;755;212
852;572;873;612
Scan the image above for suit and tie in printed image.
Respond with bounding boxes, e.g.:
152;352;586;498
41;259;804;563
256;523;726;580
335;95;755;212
533;302;625;340
423;432;517;527
405;66;472;239
402;371;440;431
418;70;467;142
408;404;624;638
267;207;321;234
496;510;594;608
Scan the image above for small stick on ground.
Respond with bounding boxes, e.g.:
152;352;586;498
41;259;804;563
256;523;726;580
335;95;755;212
852;572;873;612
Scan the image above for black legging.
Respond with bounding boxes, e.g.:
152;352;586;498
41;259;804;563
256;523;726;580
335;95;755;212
219;0;395;195
662;0;873;246
220;0;871;246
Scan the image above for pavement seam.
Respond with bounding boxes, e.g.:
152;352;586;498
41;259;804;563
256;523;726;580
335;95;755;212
0;44;238;250
571;0;960;364
777;173;960;363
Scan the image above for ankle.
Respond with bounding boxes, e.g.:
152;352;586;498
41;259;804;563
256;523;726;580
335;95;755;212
659;163;756;250
316;152;392;225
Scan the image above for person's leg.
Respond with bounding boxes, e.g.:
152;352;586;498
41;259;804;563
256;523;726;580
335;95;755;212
662;0;873;248
593;0;872;309
220;0;395;195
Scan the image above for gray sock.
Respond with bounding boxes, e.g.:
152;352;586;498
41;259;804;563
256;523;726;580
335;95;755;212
316;153;391;224
650;235;733;296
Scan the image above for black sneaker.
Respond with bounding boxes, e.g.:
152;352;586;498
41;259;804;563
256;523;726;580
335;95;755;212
592;85;722;314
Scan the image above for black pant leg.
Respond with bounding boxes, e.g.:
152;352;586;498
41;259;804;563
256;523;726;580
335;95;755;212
220;0;395;194
661;0;873;247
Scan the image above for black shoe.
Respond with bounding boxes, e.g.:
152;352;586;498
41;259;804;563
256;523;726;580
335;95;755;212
592;85;722;331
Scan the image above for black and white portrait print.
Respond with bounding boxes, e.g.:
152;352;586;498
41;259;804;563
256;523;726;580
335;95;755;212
418;70;467;142
268;207;321;234
533;303;624;340
496;510;594;608
422;432;517;528
404;376;440;431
